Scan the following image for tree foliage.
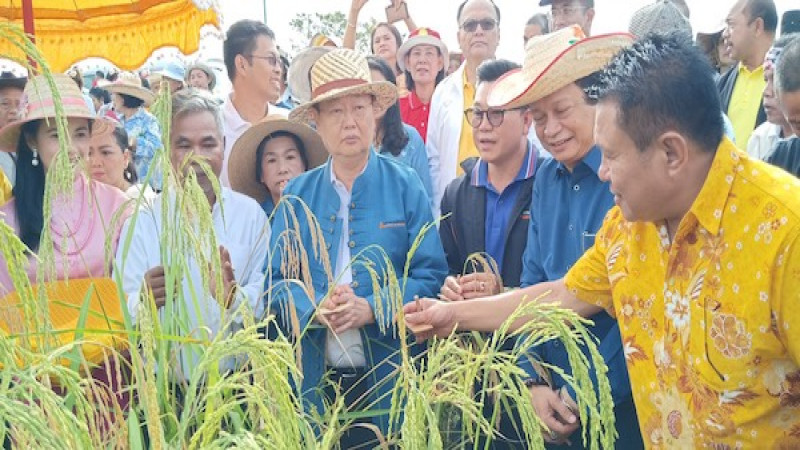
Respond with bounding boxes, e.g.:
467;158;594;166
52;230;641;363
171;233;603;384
288;11;376;54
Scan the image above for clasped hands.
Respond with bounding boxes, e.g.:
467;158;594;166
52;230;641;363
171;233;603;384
317;284;375;334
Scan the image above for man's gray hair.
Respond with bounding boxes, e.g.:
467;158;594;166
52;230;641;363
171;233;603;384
171;88;224;137
775;34;800;96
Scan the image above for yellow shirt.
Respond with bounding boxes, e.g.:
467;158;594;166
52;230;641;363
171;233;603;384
565;139;800;448
456;69;477;175
727;64;766;149
0;170;11;206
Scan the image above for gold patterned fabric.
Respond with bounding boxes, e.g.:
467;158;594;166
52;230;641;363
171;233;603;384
565;138;800;448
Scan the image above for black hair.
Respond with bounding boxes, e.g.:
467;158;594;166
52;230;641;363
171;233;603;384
110;124;138;184
120;93;144;109
89;87;111;104
575;71;604;103
254;131;310;194
224;20;277;83
526;13;550;34
367;56;409;157
370;23;404;73
476;59;520;84
456;0;501;24
14;120;45;251
743;0;778;34
776;35;800;94
403;47;446;92
596;32;724;153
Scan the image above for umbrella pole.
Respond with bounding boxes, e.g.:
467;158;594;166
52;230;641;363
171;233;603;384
22;0;37;69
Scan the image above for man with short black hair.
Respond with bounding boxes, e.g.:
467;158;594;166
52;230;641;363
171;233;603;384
540;0;595;35
719;0;777;145
220;20;287;186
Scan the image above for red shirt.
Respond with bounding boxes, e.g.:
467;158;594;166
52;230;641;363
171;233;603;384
399;90;431;143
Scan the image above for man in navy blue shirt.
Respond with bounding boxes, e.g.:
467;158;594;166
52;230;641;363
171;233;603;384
484;27;643;449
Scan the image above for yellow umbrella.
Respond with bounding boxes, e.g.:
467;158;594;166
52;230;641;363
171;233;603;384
0;0;220;72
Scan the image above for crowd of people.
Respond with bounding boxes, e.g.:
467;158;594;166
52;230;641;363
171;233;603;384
0;0;799;448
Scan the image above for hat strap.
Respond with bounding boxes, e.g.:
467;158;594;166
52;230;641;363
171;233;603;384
311;78;368;100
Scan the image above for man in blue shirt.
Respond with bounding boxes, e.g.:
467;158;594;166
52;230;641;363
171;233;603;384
486;27;643;449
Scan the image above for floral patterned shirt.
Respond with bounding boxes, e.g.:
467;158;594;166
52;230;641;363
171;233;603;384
120;107;162;185
564;138;800;449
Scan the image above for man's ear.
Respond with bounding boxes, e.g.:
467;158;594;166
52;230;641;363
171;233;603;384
235;54;249;76
658;131;689;176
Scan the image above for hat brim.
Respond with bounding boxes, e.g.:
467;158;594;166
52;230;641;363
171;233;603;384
228;117;328;204
397;36;450;72
0;77;26;90
288;81;398;125
488;33;634;109
287;47;333;105
105;84;155;106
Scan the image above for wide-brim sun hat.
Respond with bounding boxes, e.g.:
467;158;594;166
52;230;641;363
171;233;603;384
0;73;95;152
287;46;332;105
288;48;398;125
488;25;634;109
396;27;450;73
104;71;155;106
228;115;327;204
186;62;217;90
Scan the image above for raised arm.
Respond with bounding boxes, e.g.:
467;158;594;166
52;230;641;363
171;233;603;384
343;0;369;50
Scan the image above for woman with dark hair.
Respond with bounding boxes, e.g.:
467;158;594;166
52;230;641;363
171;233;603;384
104;72;162;185
396;27;448;143
367;56;433;206
86;119;156;200
228;115;327;215
0;74;129;295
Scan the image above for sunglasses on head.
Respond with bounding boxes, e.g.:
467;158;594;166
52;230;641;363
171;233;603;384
461;18;497;33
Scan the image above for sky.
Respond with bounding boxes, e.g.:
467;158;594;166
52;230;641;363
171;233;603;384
218;0;798;61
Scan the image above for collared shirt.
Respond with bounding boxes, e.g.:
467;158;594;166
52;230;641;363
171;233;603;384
565;138;800;448
221;93;289;187
472;146;538;273
118;188;270;380
456;70;477;176
748;121;785;161
728;63;766;147
120;107;162;184
325;161;367;368
399;90;431;143
521;146;614;285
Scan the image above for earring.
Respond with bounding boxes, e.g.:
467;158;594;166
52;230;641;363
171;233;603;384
124;169;132;181
31;148;39;167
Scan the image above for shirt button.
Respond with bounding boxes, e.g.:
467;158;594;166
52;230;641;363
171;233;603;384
350;202;356;209
352;281;359;288
421;122;425;126
573;185;580;191
568;224;574;231
349;229;354;235
329;215;336;222
326;243;331;250
349;241;356;248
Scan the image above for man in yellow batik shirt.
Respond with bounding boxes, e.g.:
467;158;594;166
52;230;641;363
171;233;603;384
404;34;800;448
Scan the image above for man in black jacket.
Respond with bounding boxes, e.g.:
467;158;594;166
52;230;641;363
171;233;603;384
439;59;544;297
718;0;776;145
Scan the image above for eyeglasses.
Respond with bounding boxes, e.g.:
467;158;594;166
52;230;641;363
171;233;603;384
703;297;726;382
551;6;587;18
460;18;497;33
464;106;525;128
248;54;279;68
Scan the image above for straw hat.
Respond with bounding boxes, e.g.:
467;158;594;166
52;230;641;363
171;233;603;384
0;73;95;152
186;62;217;90
228;115;327;204
287;46;332;105
629;0;691;40
288;49;398;124
310;33;338;48
396;27;450;72
488;25;633;109
104;71;155;106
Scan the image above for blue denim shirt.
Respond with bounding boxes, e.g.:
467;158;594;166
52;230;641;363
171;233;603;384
120;107;162;187
519;146;641;448
266;150;447;435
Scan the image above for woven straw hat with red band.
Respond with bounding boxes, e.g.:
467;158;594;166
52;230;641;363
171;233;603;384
0;73;95;152
396;27;450;72
288;49;397;125
488;25;634;109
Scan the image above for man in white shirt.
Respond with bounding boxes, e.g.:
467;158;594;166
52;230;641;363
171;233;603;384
117;90;269;381
220;20;288;187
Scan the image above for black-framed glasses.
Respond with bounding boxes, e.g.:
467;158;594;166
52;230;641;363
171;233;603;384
460;18;497;32
248;54;279;68
464;106;525;128
703;297;726;382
